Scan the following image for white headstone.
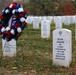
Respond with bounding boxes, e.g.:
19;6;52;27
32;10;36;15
26;16;33;24
75;15;76;24
38;16;41;23
62;16;65;24
69;16;75;24
54;16;62;29
46;16;53;25
53;29;72;67
2;39;16;57
33;17;40;29
41;20;50;38
64;16;71;25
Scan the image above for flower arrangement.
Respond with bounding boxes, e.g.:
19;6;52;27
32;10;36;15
0;2;27;41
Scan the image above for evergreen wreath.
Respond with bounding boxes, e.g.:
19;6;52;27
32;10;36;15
0;2;27;41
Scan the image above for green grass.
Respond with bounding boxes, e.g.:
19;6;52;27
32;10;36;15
0;23;76;75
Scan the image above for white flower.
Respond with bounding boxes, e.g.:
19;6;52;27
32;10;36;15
1;27;5;32
20;17;26;22
12;9;15;14
17;27;22;33
2;9;4;12
6;27;10;31
5;9;9;13
18;8;23;12
9;4;13;8
11;29;15;35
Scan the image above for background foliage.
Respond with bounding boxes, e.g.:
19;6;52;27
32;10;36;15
0;0;76;16
0;0;76;15
23;0;76;16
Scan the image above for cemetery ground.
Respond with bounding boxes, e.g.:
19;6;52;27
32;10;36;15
0;23;76;75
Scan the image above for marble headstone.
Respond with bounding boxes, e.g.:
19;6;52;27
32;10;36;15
33;17;40;29
2;39;16;57
54;16;62;29
53;29;72;67
41;20;50;38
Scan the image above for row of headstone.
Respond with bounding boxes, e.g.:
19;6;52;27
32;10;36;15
62;16;76;25
26;15;76;25
41;16;63;39
26;16;76;34
33;16;53;29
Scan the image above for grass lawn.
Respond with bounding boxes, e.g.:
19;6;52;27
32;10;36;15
0;23;76;75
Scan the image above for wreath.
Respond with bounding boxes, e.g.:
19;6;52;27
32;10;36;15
0;2;27;41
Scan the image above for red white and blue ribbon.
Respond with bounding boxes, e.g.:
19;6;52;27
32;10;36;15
0;2;27;41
